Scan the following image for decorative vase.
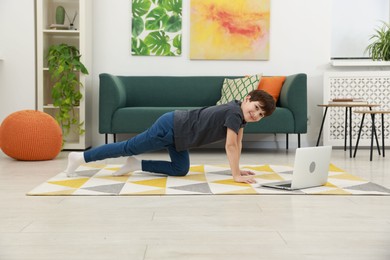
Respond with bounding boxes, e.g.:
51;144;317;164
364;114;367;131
55;6;66;25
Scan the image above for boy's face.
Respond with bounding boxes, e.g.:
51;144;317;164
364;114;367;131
241;96;266;123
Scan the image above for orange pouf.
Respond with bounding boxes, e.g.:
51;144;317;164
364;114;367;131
0;110;62;161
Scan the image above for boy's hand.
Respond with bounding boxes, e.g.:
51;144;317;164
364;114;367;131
233;175;257;184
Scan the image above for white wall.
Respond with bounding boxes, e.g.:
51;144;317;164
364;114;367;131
0;0;36;122
1;0;333;149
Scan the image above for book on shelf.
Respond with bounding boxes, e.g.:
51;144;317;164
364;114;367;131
328;98;368;105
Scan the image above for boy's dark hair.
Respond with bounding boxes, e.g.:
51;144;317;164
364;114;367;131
247;90;276;117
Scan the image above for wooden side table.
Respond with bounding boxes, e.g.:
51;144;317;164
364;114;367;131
316;103;379;157
353;110;390;161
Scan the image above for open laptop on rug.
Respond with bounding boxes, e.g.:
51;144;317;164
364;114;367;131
261;146;332;191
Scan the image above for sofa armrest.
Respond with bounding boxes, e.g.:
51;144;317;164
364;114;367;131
99;73;127;133
278;73;307;133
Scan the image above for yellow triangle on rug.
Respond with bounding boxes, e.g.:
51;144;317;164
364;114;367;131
48;178;89;189
255;173;284;181
189;165;205;173
244;164;275;172
131;178;167;188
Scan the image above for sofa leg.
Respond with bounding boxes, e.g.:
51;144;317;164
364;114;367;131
298;134;301;148
286;134;289;150
105;134;117;144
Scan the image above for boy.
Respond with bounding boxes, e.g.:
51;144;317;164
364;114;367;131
64;89;275;183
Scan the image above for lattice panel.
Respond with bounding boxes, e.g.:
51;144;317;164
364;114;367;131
323;72;390;147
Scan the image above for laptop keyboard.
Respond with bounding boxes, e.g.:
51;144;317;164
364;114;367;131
278;183;292;188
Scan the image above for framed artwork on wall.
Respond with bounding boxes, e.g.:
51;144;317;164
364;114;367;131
131;0;182;56
190;0;270;60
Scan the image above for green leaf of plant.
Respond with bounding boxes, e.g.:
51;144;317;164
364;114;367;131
46;43;87;142
132;16;144;37
132;37;150;55
365;21;390;61
152;0;163;5
132;0;152;17
144;31;171;55
145;7;169;31
162;0;182;14
173;34;181;52
165;14;181;32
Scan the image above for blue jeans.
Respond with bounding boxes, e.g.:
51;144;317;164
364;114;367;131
84;112;190;176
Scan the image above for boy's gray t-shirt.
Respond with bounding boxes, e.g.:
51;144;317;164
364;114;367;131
173;100;246;151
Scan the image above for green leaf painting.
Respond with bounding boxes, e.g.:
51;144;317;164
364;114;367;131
131;0;182;56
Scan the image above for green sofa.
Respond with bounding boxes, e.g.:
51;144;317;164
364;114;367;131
99;73;307;149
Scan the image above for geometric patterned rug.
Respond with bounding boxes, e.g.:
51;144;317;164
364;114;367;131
27;164;390;196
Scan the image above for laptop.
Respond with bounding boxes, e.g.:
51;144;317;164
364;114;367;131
261;146;332;191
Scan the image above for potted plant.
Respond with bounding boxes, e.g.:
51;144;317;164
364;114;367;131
365;21;390;61
47;43;89;143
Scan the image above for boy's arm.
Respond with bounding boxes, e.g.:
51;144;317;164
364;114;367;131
225;128;256;184
237;127;243;156
237;128;255;177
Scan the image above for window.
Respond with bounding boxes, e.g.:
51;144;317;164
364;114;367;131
331;0;389;59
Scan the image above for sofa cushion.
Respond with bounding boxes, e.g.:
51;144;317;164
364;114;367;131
258;76;286;102
120;76;226;107
216;74;262;105
244;107;294;133
112;107;199;133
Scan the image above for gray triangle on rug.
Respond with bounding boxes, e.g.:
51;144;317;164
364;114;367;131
169;183;212;194
77;169;101;177
345;182;390;193
82;183;126;195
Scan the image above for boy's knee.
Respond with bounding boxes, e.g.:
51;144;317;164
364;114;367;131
173;170;188;177
172;164;189;177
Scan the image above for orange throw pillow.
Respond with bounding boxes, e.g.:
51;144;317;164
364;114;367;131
257;76;286;102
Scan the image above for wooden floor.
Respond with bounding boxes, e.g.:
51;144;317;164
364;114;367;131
1;147;389;260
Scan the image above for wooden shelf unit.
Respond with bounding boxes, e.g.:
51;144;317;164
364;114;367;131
36;0;92;150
